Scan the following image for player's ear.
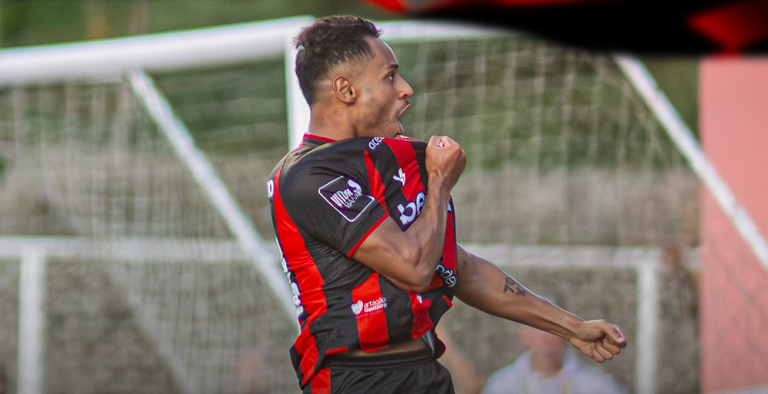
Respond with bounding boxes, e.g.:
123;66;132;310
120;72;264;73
333;76;356;104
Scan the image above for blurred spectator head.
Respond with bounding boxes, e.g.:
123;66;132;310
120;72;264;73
519;293;567;373
236;349;271;394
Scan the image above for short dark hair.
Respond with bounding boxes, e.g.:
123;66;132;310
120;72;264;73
293;15;382;105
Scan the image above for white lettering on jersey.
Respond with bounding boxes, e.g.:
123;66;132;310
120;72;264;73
436;264;457;287
278;248;304;317
328;179;363;208
318;176;376;222
398;192;425;226
393;168;406;186
351;297;388;315
368;137;383;150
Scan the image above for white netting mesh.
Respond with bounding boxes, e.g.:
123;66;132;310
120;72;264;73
0;74;296;393
392;37;698;247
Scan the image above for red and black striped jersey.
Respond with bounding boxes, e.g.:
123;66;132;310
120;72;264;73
267;134;457;389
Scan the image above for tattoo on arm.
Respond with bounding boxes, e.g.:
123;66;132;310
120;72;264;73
503;276;527;296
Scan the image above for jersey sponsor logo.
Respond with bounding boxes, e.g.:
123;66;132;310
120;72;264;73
397;191;425;226
318;176;376;222
393;168;406;186
266;179;274;198
436;263;457;287
368;137;383;150
351;297;388;315
278;249;305;317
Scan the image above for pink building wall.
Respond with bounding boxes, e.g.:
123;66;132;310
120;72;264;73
699;58;768;392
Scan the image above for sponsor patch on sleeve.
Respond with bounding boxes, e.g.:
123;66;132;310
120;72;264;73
318;176;376;222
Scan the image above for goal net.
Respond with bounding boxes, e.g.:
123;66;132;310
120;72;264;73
0;15;761;394
0;17;308;394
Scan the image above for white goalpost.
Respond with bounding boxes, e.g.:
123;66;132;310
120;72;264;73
614;56;768;270
126;69;296;322
0;15;760;394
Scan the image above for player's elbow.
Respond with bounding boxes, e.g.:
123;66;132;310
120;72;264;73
394;275;433;293
413;264;438;292
397;247;437;292
409;279;434;293
400;274;434;293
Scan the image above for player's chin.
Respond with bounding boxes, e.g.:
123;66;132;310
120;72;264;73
393;122;416;141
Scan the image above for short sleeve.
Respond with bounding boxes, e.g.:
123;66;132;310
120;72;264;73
279;167;388;258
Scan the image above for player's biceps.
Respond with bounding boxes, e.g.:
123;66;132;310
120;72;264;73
454;248;490;287
353;221;411;270
455;245;472;274
353;243;420;292
452;250;477;292
353;219;435;291
453;262;491;303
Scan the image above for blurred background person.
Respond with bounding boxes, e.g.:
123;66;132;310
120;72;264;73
436;324;487;394
236;349;272;394
481;314;628;394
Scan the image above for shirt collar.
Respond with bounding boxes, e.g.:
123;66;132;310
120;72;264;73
302;133;336;146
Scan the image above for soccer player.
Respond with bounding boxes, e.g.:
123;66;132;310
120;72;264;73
267;15;626;394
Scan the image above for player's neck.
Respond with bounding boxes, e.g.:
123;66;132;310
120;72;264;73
307;106;357;141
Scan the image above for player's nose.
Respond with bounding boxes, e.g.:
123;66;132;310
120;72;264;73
398;77;413;99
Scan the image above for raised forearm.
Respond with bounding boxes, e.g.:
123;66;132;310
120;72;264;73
351;136;465;292
453;246;584;340
395;176;453;290
350;175;454;292
453;246;628;363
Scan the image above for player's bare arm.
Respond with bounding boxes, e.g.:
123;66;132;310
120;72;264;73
453;245;627;363
352;136;466;292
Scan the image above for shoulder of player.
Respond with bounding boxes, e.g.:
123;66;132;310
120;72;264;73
309;136;426;156
273;140;371;192
301;137;412;168
273;136;426;188
365;137;428;168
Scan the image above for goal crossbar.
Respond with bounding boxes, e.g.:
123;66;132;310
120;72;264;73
0;15;314;85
